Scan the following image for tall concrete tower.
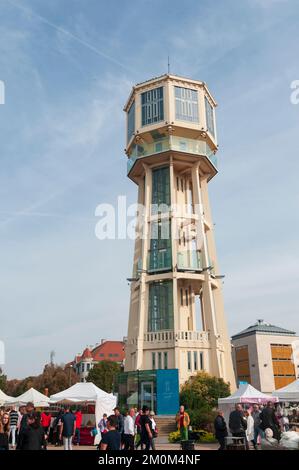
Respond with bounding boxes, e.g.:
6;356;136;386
124;74;236;390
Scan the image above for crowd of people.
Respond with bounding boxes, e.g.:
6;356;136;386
214;401;299;450
98;406;158;451
0;403;83;451
0;403;158;451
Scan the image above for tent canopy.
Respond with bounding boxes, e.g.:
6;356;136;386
219;383;278;404
272;379;299;401
50;382;117;445
10;387;50;407
0;389;14;406
50;382;116;406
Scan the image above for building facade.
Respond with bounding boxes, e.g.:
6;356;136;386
124;74;236;389
73;340;125;382
232;320;299;393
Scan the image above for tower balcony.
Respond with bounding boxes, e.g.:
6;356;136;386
143;330;210;349
148;248;172;273
127;135;217;176
177;250;202;272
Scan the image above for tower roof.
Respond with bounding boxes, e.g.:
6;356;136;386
232;319;296;340
124;73;217;111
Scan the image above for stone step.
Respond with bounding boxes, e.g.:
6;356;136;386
154;415;177;436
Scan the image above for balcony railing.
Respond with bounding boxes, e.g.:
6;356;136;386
144;330;210;343
127;136;217;174
177;250;202;271
148;249;172;273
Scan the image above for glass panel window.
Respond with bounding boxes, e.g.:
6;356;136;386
158;352;162;369
205;96;215;136
127;100;135;142
187;351;192;371
152;352;156;370
152;166;170;211
149;220;172;272
175;86;199;122
142;87;164;126
164;352;168;370
199;352;204;370
194;352;198;371
148;281;174;332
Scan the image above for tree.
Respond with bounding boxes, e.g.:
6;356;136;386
0;368;6;390
34;364;78;395
87;361;121;393
4;364;78;397
180;371;230;410
179;371;230;430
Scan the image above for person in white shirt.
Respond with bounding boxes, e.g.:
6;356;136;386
123;408;135;451
149;411;157;450
245;410;254;449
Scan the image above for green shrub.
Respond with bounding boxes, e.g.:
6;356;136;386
180;371;230;410
168;430;181;443
188;407;217;431
196;430;217;443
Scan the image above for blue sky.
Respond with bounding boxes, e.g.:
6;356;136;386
1;0;299;378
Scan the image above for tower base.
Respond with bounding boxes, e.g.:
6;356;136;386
115;369;179;415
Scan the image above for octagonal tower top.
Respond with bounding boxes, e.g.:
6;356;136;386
124;74;218;155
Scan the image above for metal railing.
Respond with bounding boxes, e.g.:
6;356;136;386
127;136;217;174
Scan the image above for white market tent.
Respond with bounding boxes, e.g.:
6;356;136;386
272;379;299;402
218;384;278;431
50;382;117;444
10;387;50;408
219;383;278;405
0;389;14;406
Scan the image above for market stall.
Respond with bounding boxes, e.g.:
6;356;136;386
218;383;278;429
272;379;299;429
9;387;50;407
50;382;117;445
0;389;14;406
272;379;299;402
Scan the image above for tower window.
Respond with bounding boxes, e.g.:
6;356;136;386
148;281;174;332
127;100;135;143
164;352;168;370
175;86;199;123
180;288;183;306
152;352;156;370
187;351;192;371
149;220;172;272
205;96;215;137
185;289;188;306
152;166;170;211
199;352;204;370
158;352;162;369
141;87;164;126
194;351;198;371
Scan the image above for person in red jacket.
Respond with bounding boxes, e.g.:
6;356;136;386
74;409;82;446
40;411;52;438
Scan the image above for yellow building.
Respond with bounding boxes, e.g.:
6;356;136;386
124;74;236;390
232;320;299;393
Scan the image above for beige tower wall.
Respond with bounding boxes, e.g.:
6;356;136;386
124;74;236;391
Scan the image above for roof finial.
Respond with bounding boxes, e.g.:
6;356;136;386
167;55;170;74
